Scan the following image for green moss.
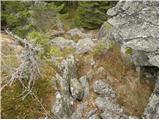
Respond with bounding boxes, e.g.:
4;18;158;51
125;47;132;55
104;22;112;30
92;94;98;100
1;78;55;119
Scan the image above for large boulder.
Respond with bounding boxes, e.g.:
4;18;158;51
104;1;159;119
104;1;159;67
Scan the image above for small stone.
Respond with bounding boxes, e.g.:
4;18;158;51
93;80;116;98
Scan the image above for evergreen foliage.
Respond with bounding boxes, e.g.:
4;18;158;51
1;1;63;37
1;1;33;37
75;1;117;29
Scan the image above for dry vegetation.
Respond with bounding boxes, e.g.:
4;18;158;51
75;42;155;117
93;43;155;117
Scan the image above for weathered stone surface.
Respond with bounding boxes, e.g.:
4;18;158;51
148;55;159;67
71;102;87;119
95;97;125;119
52;55;79;118
76;38;95;54
50;37;76;49
53;73;70;97
58;55;77;81
106;0;159;67
87;109;97;118
70;78;84;100
79;75;90;98
143;80;159;119
52;91;74;118
93;80;116;98
98;21;112;40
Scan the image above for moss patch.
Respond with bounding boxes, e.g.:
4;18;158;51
125;47;132;55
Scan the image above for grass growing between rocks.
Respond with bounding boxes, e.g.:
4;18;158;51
1;60;57;119
93;43;155;117
1;32;57;119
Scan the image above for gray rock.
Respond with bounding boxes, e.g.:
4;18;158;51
105;0;159;67
87;109;97;118
95;97;126;119
52;91;74;118
93;80;116;98
52;55;79;118
70;78;84;100
71;102;87;119
76;38;95;54
98;21;112;40
89;114;99;119
67;28;93;39
79;75;90;98
58;55;77;81
143;80;159;119
148;55;159;67
53;73;70;97
50;37;76;49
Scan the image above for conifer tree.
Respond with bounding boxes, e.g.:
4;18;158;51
75;1;117;29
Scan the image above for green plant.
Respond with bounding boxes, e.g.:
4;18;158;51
125;47;132;55
1;1;33;37
93;42;106;57
49;47;62;57
30;2;64;33
74;1;117;29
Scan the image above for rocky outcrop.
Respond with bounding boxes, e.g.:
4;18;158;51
100;1;159;119
103;1;159;67
52;55;92;118
52;55;80;118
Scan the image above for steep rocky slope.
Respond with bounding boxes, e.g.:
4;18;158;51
99;0;159;118
1;1;159;119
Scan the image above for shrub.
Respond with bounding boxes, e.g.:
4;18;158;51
30;2;64;33
1;1;33;37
